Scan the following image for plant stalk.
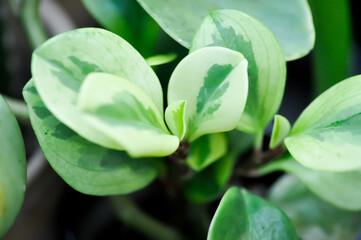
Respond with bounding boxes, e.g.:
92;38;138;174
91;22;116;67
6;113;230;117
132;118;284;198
109;195;185;240
21;0;47;48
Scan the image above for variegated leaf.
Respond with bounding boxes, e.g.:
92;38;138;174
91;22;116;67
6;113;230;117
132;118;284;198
32;28;163;151
191;10;286;137
168;46;248;141
78;72;179;157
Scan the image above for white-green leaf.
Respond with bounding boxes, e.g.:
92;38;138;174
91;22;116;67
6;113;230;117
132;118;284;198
78;72;179;157
137;0;315;60
146;53;177;66
270;115;291;149
0;96;26;238
270;175;361;240
32;28;163;151
191;10;286;135
23;80;159;195
285;75;361;171
259;155;361;211
208;187;298;240
168;46;248;141
165;100;187;140
186;133;227;171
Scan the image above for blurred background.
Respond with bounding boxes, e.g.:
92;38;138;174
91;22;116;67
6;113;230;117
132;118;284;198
1;0;361;239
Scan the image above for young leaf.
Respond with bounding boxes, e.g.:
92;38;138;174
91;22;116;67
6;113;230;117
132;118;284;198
191;10;286;136
270;175;361;240
31;28;164;151
270;115;291;149
23;80;159;195
0;96;26;238
165;100;187;140
77;72;179;157
259;154;361;211
285;75;361;171
185;155;233;203
168;46;248;141
186;133;227;171
208;187;298;240
146;53;177;66
137;0;315;61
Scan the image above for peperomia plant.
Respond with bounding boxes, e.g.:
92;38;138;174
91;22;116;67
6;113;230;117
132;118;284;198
2;0;361;239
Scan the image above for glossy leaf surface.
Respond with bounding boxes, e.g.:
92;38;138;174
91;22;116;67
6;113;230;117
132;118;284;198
23;80;159;195
259;155;361;210
185;155;233;203
0;96;26;238
270;115;291;149
191;10;286;135
208;187;298;240
168;46;248;141
270;175;361;240
137;0;315;60
285;75;361;171
186;133;227;171
32;28;163;151
78;72;179;157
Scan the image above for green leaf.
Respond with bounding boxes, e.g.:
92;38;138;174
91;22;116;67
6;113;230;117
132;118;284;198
208;187;298;240
228;130;254;159
285;75;361;171
270;175;361;240
168;46;248;141
146;53;177;66
259;154;361;211
185;155;233;203
23;80;159;195
270;115;291;149
165;100;187;140
0;96;26;238
137;0;315;61
32;28;164;151
81;0;160;57
191;10;286;135
309;0;352;95
186;133;227;171
78;72;179;157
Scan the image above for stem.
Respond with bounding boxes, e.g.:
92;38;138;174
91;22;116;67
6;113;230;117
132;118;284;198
20;0;47;48
109;196;185;240
4;96;30;123
254;130;264;151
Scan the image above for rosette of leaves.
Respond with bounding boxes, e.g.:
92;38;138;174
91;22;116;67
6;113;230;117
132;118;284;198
0;96;27;238
24;28;249;196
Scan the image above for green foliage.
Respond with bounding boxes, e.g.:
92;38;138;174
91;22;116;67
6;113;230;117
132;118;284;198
185;155;233;203
82;0;160;57
270;175;361;240
186;133;227;171
0;96;26;238
137;0;315;60
285;75;361;171
207;187;298;240
309;0;352;94
259;155;361;210
191;10;286;137
23;80;160;195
